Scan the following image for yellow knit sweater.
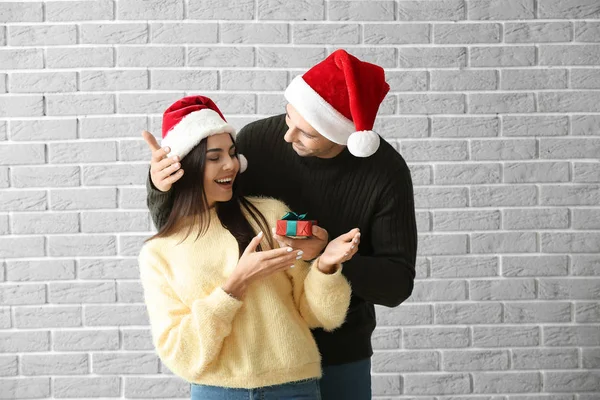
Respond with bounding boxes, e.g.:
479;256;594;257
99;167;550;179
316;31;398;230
138;197;351;389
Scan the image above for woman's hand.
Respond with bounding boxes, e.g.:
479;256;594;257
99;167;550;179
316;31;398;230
222;232;303;299
318;228;361;274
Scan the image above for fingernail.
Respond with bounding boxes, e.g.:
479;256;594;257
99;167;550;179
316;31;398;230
357;233;361;237
351;245;355;249
290;265;295;268
344;253;349;256
257;231;263;237
174;163;180;168
287;247;293;252
297;250;304;256
164;147;170;152
296;255;302;260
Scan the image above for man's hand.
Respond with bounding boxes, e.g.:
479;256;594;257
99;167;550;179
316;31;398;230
142;130;184;192
272;225;329;261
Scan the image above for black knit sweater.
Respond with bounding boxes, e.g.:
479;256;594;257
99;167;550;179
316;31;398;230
146;114;417;366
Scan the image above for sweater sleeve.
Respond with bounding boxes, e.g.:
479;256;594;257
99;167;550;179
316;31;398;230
287;258;352;332
138;246;243;382
341;165;417;308
146;170;174;230
271;200;351;331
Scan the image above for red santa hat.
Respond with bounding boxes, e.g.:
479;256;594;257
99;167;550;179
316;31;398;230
284;49;390;157
161;96;247;172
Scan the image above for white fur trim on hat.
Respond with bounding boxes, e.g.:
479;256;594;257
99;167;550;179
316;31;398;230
347;130;380;157
238;153;248;173
161;108;236;160
284;75;355;146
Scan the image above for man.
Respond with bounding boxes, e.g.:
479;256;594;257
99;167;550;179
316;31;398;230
143;50;417;399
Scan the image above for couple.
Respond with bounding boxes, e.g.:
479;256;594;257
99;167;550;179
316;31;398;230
139;50;418;399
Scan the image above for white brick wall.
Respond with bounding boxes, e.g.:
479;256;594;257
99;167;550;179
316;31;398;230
0;0;599;398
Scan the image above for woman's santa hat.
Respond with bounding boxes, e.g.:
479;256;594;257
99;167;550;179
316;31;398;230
161;96;247;172
284;49;390;158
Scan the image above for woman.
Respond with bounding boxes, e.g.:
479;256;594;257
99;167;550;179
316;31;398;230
138;96;359;399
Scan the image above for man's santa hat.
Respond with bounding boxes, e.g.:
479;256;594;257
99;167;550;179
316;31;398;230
284;49;390;158
161;96;247;172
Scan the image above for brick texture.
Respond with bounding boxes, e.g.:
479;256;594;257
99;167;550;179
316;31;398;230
0;0;598;398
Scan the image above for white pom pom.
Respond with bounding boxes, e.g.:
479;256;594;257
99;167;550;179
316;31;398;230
238;153;248;173
347;130;380;157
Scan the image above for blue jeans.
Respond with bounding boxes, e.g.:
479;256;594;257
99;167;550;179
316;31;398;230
191;378;321;400
319;358;371;400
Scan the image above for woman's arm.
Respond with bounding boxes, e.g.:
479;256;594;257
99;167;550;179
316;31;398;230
273;201;353;331
138;247;243;381
287;257;352;332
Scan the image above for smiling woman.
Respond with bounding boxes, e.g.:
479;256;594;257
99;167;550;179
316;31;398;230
144;97;258;246
138;95;358;400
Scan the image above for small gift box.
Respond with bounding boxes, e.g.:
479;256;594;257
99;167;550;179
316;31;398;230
276;212;318;239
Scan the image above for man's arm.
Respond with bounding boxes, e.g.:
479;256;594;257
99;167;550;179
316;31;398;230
146;171;175;230
342;168;417;308
141;131;180;231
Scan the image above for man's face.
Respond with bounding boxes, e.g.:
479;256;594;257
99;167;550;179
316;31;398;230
284;104;345;158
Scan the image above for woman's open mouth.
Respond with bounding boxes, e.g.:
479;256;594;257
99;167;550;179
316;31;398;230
215;177;234;189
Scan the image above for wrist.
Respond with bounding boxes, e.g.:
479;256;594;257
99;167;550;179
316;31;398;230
316;258;337;275
304;251;322;263
305;244;327;262
222;274;247;299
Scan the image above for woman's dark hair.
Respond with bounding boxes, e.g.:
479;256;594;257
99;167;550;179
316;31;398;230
146;135;275;255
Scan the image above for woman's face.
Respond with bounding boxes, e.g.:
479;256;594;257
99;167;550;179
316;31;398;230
203;133;240;207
